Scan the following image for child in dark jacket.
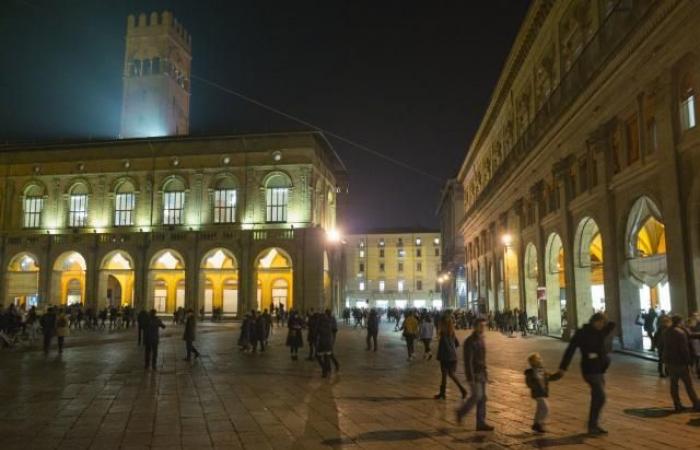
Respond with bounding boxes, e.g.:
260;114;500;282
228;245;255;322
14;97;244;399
525;352;562;433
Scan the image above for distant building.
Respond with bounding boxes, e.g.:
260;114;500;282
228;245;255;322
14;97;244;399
343;229;442;310
437;179;466;309
120;11;191;138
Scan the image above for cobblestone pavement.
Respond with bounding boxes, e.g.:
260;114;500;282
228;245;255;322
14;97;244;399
1;320;699;449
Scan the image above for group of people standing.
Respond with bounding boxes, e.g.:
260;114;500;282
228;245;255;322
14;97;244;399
286;308;340;377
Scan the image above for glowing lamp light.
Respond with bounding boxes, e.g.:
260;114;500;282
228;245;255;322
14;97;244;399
327;228;341;243
501;233;513;247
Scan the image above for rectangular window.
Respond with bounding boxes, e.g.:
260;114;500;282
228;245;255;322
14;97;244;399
266;187;288;222
434;248;440;257
681;94;697;131
114;193;135;226
379;249;385;258
359;281;365;291
68;194;88;227
416;280;423;291
398;262;404;272
398;248;406;257
379;280;385;292
23;196;43;228
214;189;237;223
163;191;185;225
626;114;640;164
417;262;422;272
416;249;422;258
398;280;404;292
359;249;365;258
379;262;385;272
359;263;365;273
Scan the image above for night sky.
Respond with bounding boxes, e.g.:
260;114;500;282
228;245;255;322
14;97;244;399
0;0;530;232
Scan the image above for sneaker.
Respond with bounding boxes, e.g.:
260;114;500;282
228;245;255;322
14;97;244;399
531;423;545;433
476;424;494;432
587;426;608;435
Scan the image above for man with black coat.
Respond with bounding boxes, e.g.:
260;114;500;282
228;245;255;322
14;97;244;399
456;318;493;431
137;308;149;346
144;309;166;370
183;308;200;361
662;315;700;412
306;308;319;360
40;307;57;354
366;308;379;351
557;312;615;435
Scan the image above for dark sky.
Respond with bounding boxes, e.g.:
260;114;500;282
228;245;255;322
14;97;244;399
0;0;530;232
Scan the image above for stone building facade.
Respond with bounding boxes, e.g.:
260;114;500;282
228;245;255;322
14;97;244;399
120;11;191;138
437;179;466;309
0;132;345;316
343;230;442;310
457;0;700;350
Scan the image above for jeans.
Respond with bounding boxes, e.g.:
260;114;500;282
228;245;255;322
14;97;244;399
534;397;549;425
405;336;415;357
583;373;606;428
457;380;487;425
438;361;466;397
668;364;699;408
366;332;377;351
145;342;159;369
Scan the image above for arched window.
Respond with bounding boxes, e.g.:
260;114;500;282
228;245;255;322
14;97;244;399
68;183;88;227
680;73;696;131
265;173;290;223
213;177;236;224
23;184;44;229
163;178;185;225
115;181;135;226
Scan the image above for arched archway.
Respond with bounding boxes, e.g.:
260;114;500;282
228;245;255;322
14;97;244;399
5;252;40;308
573;218;605;327
98;250;135;308
544;233;566;336
523;243;539;319
255;247;293;312
199;248;239;317
625;196;669;349
52;251;86;306
148;249;185;313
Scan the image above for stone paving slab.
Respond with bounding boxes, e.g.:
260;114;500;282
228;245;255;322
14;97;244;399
1;321;699;449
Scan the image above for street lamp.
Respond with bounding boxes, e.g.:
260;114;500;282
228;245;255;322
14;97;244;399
501;233;513;248
327;228;341;243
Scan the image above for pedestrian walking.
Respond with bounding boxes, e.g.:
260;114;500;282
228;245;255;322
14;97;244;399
557;312;616;435
456;318;493;431
653;315;671;377
420;315;435;360
286;310;304;360
56;310;69;354
40;307;57;354
144;309;165;370
662;315;700;411
316;309;340;377
183;308;200;361
307;309;319;360
524;352;561;433
137;308;148;346
400;310;419;361
366;308;379;351
434;315;466;400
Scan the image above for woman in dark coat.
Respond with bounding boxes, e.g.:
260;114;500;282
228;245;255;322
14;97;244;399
183;308;200;361
435;314;467;400
238;313;253;352
315;309;338;377
286;310;304;360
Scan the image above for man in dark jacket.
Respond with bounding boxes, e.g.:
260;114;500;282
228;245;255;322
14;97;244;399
366;309;379;351
183;308;200;361
456;318;493;431
662;315;700;412
40;307;57;354
558;312;615;435
137;309;149;346
307;309;319;360
144;309;166;370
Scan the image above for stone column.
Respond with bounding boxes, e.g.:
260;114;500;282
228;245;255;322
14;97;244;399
554;156;577;339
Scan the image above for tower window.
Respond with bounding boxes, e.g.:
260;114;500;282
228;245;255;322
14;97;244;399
265;174;290;223
115;192;135;226
68;185;88;228
23;194;43;229
681;92;696;131
162;178;186;225
214;178;237;224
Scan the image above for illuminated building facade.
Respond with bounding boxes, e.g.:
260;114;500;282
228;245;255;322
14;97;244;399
457;0;700;350
0;132;345;316
120;11;191;138
437;179;466;309
343;230;442;310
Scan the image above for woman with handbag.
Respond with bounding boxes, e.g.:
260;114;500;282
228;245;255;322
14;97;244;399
434;314;467;399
